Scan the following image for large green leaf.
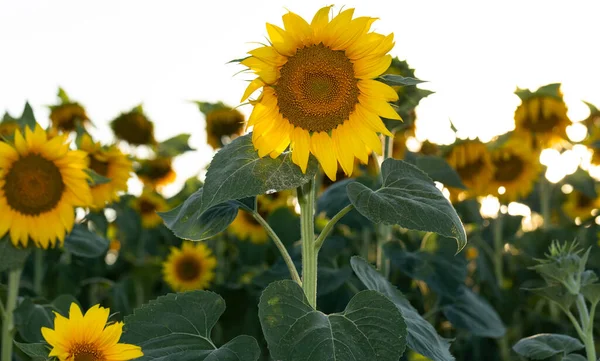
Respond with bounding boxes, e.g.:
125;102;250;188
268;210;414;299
201;133;318;210
513;334;584;360
0;235;31;272
350;257;454;361
13;342;50;360
64;224;109;258
415;156;466;189
159;188;241;241
347;159;466;251
14;295;79;343
122;291;260;361
259;280;407;361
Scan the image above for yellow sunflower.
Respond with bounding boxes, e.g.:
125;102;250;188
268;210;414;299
162;242;217;292
445;140;495;199
0;118;19;141
50;103;90;133
42;303;143;361
130;191;168;229
204;106;245;149
136;156;176;188
0;125;92;248
240;6;400;180
229;209;269;244
486;139;542;203
80;135;132;210
514;84;571;148
110;107;156;146
563;190;600;222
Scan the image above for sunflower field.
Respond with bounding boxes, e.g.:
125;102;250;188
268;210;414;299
1;4;600;361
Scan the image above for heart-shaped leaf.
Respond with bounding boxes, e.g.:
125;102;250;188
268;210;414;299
0;235;31;272
513;334;584;360
122;291;260;361
64;224;109;258
259;280;407;361
347;159;466;252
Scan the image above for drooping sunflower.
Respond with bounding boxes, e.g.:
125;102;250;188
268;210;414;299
240;6;400;180
80;135;132;210
42;303;143;361
0;116;19;141
197;102;245;149
563;190;600;222
135;156;176;188
445;140;495;199
110;106;156;146
50;103;90;133
0;126;92;248
130;191;168;228
162;242;217;292
514;84;571;148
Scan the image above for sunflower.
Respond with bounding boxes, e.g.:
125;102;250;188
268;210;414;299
0;117;19;141
80;135;132;210
198;102;245;149
445;140;495;199
514;84;571;148
229;209;269;244
486;139;542;203
130;191;168;228
135;156;176;188
162;242;217;292
110;107;156;146
240;6;400;180
563;190;600;222
0;125;92;248
50;103;90;133
42;303;143;361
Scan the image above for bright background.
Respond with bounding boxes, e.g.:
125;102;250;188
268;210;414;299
1;0;600;196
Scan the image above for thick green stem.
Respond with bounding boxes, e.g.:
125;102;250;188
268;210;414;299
1;268;22;361
253;212;301;286
376;134;394;277
576;295;597;361
314;204;354;250
539;177;552;229
361;228;371;261
493;214;504;288
298;179;318;309
33;248;44;295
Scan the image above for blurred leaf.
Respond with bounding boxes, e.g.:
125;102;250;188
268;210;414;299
528;286;577;312
194;100;228;115
122;291;261;361
561;354;587;361
348;159;467;252
57;87;70;103
351;257;454;361
157;134;194;157
581;283;600;305
378;74;426;86
17;102;37;130
14;298;53;343
0;235;31;272
259;280;407;361
202;133;318;210
13;342;50;360
64;224;109;258
416;155;466;189
563;168;597;199
454;199;483;225
266;206;300;247
85;169;112;186
317;177;374;228
513;334;584;360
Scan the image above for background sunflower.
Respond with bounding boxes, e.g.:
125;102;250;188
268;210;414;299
162;242;217;292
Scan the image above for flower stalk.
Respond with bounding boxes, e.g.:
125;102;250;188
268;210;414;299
377;134;394;277
1;267;22;361
298;178;318;309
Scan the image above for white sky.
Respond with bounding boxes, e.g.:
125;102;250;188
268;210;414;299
1;1;600;196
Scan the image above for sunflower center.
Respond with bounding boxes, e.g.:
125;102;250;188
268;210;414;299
276;43;359;132
522;98;564;133
138;199;156;214
493;154;525;183
456;158;485;182
72;343;103;361
576;193;593;208
89;155;109;177
175;256;202;281
143;160;172;180
4;154;65;215
207;109;245;137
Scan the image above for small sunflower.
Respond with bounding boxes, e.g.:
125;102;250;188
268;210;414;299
110;106;156;146
563;190;600;222
131;191;168;229
162;242;217;292
0;126;92;248
241;6;400;180
445;140;495;199
0;117;19;141
42;303;143;361
197;102;245;149
136;156;176;188
514;84;571;148
80;135;132;210
50;103;89;133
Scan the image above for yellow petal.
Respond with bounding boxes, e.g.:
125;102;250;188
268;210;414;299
248;46;287;66
354;103;393;136
311;5;332;40
354;54;392;79
358;94;402;120
310;132;338;180
358;79;398;102
282;11;312;46
266;23;298;56
14;129;28;155
332;126;355;176
291;127;310;173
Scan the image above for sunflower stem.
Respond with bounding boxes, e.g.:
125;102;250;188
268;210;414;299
493;213;504;288
298;178;318;309
376;134;394;277
252;212;301;286
33;248;44;295
314;204;354;251
575;294;597;361
539;176;552;229
1;267;22;361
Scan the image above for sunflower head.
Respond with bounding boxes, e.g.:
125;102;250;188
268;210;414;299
445;140;495;200
163;242;217;292
49;103;89;133
80;135;132;210
514;83;571;148
135;156;176;188
197;102;245;149
0;125;92;248
0;117;19;141
563;190;600;222
110;106;156;146
131;191;168;229
42;303;143;361
240;6;400;181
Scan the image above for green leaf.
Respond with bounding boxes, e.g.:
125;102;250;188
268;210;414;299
378;74;426;86
561;354;587;361
415;156;466;189
316;177;374;228
347;159;467;252
160;188;240;241
581;283;600;305
528;286;577;312
18;102;37;130
64;224;109;258
14;298;53;343
201;133;318;210
564;168;597;199
0;235;31;272
13;342;50;360
85;169;112;186
513;334;584;360
259;280;407;361
351;257;454;361
122;291;261;361
157;134;194;157
441;286;506;338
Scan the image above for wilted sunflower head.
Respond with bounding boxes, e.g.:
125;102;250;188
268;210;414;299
197;102;245;149
49;102;89;133
445;140;495;199
136;156;176;188
163;242;217;292
131;191;168;228
110;106;156;146
563;190;600;222
0;119;19;141
240;6;400;180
